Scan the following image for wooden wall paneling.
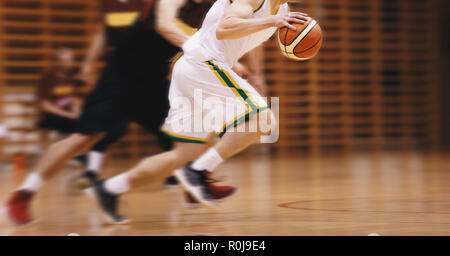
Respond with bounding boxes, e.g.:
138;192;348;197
0;0;442;158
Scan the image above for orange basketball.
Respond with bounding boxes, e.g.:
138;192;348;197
278;18;323;61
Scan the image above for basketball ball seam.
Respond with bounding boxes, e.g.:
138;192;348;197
278;19;322;60
294;37;322;54
285;20;317;47
281;21;318;57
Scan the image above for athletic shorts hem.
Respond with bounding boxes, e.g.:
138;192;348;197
217;105;269;138
162;130;208;144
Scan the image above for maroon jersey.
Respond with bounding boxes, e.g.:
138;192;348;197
100;0;211;51
38;69;80;111
100;0;213;81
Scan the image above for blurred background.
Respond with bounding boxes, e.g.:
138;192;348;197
0;0;449;236
0;0;448;162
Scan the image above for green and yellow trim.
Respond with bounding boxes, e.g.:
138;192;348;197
217;105;269;137
162;130;208;144
253;0;265;13
206;60;258;111
205;60;269;137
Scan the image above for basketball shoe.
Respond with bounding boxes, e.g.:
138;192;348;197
183;183;236;209
5;190;35;225
175;164;217;207
84;181;130;225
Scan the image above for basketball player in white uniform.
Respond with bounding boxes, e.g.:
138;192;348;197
87;0;309;222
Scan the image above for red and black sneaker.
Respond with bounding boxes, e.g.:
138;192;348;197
183;183;237;209
175;164;217;207
5;190;35;225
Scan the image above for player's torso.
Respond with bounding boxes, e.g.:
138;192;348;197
243;1;289;55
101;0;149;55
102;0;212;71
185;0;288;67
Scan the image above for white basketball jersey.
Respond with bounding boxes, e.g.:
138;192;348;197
182;0;289;67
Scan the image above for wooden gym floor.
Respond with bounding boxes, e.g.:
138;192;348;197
0;151;449;236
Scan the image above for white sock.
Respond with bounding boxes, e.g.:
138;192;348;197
104;173;130;195
191;148;223;172
19;173;43;192
87;151;104;173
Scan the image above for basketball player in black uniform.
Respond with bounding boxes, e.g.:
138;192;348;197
37;48;82;135
38;48;127;176
75;0;179;188
5;0;241;225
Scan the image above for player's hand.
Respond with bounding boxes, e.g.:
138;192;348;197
272;12;310;31
233;62;249;78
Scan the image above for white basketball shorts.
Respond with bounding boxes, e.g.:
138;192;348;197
161;56;268;144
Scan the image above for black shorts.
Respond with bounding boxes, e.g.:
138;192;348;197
39;113;79;134
77;62;170;135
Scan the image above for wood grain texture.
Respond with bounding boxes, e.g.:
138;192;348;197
0;151;449;236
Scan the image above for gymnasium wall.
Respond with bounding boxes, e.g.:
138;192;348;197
0;0;161;161
0;0;444;160
437;0;450;149
269;0;440;152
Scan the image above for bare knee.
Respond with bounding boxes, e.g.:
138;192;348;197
128;143;208;186
48;133;103;155
172;143;208;163
254;109;277;137
135;144;206;173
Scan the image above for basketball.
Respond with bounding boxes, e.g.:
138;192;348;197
278;18;323;60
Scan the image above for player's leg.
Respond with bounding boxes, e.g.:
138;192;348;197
5;132;104;225
156;130;180;187
135;116;179;188
75;126;127;189
132;75;180;188
4;63;126;225
85;141;211;224
84;56;258;221
175;108;276;205
38;113;88;166
87;109;275;221
174;59;277;206
127;141;210;187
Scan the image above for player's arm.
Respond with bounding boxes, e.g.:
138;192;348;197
80;23;105;83
155;0;190;47
216;0;309;40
